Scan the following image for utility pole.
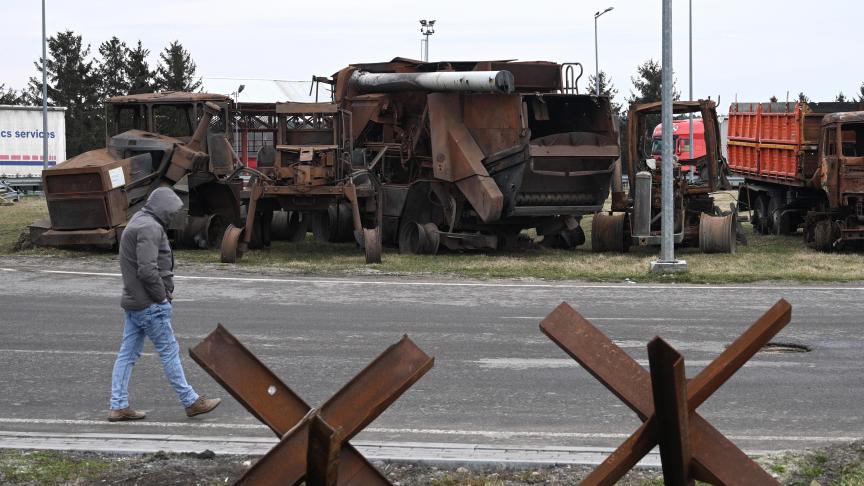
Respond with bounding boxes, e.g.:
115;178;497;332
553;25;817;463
688;0;694;182
41;0;49;171
650;0;688;273
419;20;436;62
593;7;614;97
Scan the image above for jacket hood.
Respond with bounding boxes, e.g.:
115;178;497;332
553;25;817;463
142;187;183;227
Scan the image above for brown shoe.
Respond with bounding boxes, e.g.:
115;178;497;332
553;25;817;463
108;407;146;422
185;396;221;417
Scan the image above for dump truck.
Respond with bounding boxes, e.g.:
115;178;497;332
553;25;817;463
729;101;864;250
221;58;621;263
594;100;738;253
30;92;243;249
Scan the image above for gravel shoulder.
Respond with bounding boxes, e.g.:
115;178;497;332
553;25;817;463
2;441;862;485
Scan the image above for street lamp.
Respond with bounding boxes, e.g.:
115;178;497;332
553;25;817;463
688;0;694;181
233;84;245;163
41;0;48;171
419;19;436;62
650;0;688;273
593;6;614;97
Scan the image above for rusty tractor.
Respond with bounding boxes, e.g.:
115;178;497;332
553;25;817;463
221;58;621;263
593;100;740;254
30;92;243;249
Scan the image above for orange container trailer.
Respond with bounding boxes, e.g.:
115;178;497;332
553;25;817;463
730;101;864;246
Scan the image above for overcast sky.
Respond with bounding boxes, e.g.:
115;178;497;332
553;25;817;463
2;0;862;111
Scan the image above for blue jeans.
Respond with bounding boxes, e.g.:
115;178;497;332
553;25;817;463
110;302;199;410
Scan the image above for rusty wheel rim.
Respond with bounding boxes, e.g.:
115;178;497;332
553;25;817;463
363;227;382;264
220;224;245;263
591;213;627;252
698;213;735;254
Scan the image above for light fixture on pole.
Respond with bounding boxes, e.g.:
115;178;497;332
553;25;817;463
419;19;436;62
233;84;245;162
593;7;614;97
650;0;688;273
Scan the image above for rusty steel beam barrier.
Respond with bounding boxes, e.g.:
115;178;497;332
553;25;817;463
190;325;434;486
540;299;792;486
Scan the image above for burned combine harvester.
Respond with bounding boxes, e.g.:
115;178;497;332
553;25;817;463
594;100;739;253
30;92;242;249
222;58;620;263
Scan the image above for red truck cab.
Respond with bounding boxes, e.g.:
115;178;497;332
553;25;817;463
651;118;706;173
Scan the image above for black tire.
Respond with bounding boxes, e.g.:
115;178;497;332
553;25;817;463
249;211;272;249
287;211;309;242
814;220;834;252
753;195;770;235
312;203;353;243
768;196;794;235
398;221;429;254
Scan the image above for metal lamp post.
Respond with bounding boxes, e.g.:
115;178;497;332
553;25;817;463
650;0;688;273
41;0;48;171
234;84;244;162
688;0;694;178
593;7;613;97
420;19;436;62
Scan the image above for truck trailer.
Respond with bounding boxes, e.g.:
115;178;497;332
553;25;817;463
729;101;864;251
0;104;66;191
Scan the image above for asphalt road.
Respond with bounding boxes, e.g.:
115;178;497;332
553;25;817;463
0;256;861;454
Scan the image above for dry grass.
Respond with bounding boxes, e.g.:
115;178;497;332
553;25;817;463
3;196;863;283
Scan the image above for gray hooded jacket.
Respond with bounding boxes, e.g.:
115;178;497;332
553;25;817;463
120;187;183;310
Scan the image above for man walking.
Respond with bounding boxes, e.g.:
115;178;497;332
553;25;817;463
108;187;220;422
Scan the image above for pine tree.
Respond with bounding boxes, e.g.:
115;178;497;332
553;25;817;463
627;59;679;105
587;71;622;117
127;41;153;95
625;59;679;166
97;37;130;99
0;84;24;105
26;30;103;157
769;95;778;103
835;92;848;102
154;41;201;92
